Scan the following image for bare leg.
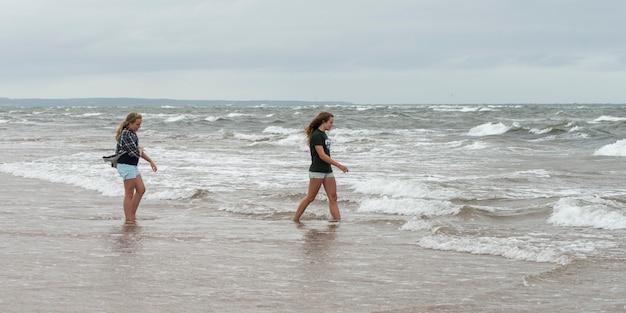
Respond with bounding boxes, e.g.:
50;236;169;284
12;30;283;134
130;175;146;219
123;175;146;224
322;176;341;221
293;178;324;222
123;178;137;224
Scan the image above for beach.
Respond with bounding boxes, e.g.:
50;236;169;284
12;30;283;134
2;102;626;312
2;172;624;313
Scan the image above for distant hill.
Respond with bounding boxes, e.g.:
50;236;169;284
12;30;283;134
0;97;352;107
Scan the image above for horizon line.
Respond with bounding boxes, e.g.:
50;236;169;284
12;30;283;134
0;96;624;106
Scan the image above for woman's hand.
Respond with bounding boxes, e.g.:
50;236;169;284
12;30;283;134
141;149;157;172
337;163;349;173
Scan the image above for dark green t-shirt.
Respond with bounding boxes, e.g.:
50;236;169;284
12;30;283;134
309;129;332;173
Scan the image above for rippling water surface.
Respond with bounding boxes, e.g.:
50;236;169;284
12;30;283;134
2;103;626;266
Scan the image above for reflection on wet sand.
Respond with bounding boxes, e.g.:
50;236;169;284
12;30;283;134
299;222;339;262
111;224;143;254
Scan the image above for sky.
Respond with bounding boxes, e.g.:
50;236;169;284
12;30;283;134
1;0;625;104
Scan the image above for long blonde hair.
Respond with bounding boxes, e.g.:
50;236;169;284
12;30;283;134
115;112;142;141
304;111;333;144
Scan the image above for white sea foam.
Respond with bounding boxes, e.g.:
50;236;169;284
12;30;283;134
357;197;460;217
272;133;307;147
416;140;465;150
463;141;489;150
334;127;414;138
0;154;122;197
0;149;230;201
568;125;581;132
233;132;272;142
592;115;626;123
529;127;552;135
351;178;462;217
227;112;250;118
351;178;459;200
594;139;626;156
512;169;552;178
399;218;435;231
467;122;510;136
548;197;626;230
262;126;300;135
164;114;189;123
416;234;603;264
429;105;497;112
232;130;304;148
431;105;481;112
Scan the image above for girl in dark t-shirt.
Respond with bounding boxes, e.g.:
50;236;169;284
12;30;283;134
294;112;349;222
308;128;332;173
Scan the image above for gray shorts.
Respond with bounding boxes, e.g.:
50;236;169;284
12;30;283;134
309;171;334;179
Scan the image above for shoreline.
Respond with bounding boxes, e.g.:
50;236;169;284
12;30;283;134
2;173;624;312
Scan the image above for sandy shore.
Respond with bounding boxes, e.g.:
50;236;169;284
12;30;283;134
2;173;625;313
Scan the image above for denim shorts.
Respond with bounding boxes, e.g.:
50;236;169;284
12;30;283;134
117;163;140;180
309;171;334;179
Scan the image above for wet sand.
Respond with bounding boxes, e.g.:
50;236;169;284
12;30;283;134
1;173;625;313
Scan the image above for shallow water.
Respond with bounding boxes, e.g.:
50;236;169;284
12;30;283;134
1;102;626;311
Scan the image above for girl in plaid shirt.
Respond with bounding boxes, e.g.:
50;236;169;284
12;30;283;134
114;112;157;224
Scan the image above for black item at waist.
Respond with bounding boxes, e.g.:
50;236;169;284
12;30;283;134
118;154;139;166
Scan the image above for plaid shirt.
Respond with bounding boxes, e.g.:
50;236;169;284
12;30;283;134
116;127;141;158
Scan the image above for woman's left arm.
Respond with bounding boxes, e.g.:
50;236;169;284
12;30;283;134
315;145;348;173
140;148;158;172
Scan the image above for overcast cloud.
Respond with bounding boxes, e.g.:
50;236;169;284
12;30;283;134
1;0;625;104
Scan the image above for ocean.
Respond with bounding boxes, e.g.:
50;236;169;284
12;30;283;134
1;102;625;312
